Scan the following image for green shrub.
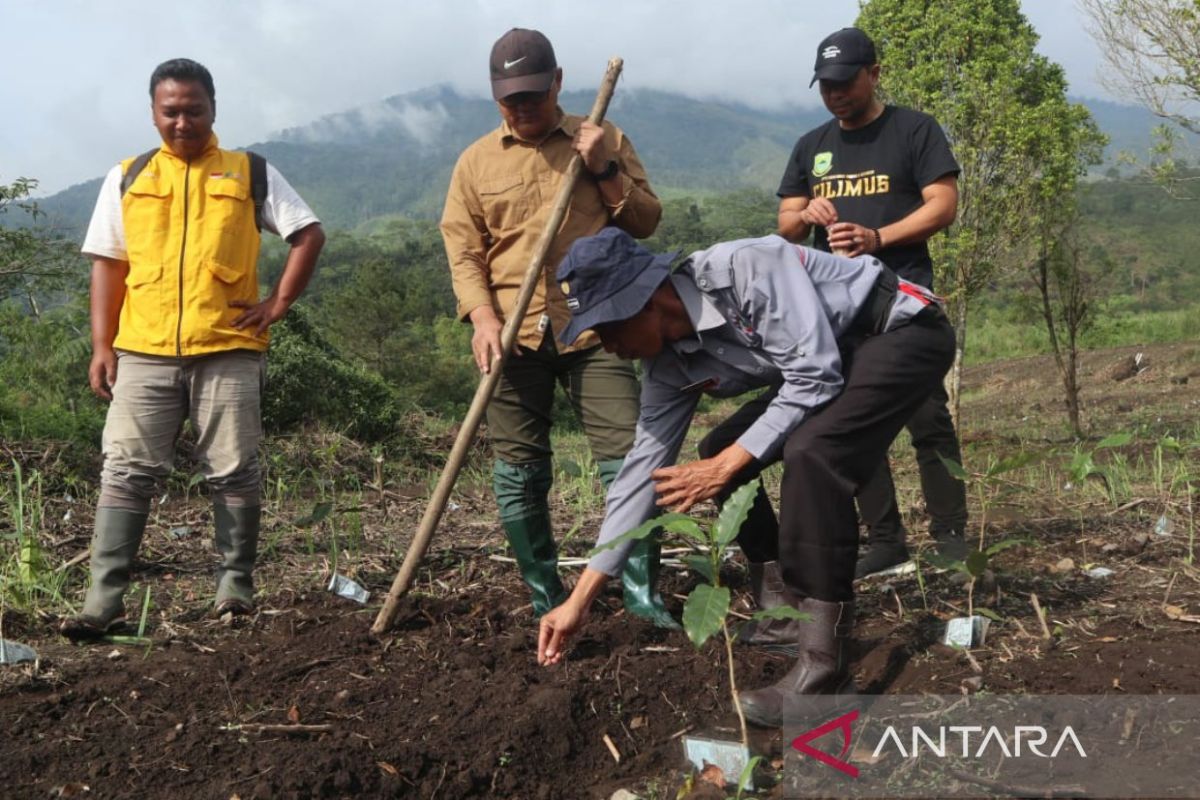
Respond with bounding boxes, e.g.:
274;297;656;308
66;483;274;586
0;304;104;443
263;306;409;444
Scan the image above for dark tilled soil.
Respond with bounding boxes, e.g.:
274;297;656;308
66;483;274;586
4;342;1200;798
6;519;1200;800
3;574;775;800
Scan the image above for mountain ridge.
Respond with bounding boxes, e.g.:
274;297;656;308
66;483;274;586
29;86;1198;234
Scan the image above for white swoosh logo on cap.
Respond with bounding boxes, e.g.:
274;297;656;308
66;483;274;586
503;57;527;69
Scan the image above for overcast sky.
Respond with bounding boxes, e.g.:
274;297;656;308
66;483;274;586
2;0;1111;196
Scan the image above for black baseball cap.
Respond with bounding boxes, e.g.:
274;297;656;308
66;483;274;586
489;28;558;100
556;228;678;346
811;27;878;86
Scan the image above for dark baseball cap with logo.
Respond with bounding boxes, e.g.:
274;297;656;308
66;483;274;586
811;27;878;86
490;28;558;100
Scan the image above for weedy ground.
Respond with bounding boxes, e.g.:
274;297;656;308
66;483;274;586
2;339;1199;799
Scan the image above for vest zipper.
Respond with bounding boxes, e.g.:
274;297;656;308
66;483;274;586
176;158;190;356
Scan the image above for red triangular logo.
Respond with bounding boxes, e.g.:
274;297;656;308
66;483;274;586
790;708;860;778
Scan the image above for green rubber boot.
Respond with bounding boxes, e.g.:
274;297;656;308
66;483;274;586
213;503;260;614
494;460;566;617
598;458;681;630
78;507;149;625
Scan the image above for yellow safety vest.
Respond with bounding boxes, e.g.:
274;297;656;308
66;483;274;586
116;135;265;356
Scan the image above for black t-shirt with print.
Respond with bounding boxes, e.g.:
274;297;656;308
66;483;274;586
777;105;959;289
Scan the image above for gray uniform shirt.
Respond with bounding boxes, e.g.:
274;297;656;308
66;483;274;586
588;234;938;576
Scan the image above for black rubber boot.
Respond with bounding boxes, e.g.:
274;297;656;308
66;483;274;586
740;597;856;728
213;503;261;614
931;529;969;563
495;459;566;617
854;541;911;579
737;561;802;654
597;457;680;630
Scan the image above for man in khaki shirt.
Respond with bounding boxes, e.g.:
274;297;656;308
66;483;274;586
440;28;673;626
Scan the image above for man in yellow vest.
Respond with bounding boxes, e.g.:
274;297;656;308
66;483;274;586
60;58;325;641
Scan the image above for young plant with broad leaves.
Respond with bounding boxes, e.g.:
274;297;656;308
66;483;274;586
934;453;1039;619
592;482;808;748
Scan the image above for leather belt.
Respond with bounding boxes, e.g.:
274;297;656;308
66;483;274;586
848;266;899;337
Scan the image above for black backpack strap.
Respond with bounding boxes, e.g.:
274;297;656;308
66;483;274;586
119;149;159;196
246;151;268;233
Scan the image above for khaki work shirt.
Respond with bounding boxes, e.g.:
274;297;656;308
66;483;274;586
440;110;661;351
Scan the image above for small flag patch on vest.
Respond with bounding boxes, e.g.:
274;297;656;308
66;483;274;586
210;171;242;179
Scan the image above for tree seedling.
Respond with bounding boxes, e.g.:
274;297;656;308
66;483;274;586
594;483;808;754
934;454;1034;635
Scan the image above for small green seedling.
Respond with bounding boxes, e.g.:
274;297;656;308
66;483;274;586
935;454;1032;620
1066;432;1133;507
594;482;808;751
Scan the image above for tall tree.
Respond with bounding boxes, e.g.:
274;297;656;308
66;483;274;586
1023;101;1106;439
1029;225;1113;438
1081;0;1200;191
856;0;1103;420
1081;0;1200;135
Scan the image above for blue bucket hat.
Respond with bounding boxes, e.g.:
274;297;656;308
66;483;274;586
556;228;678;345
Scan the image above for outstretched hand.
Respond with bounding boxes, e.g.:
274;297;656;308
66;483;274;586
650;445;753;513
538;601;589;666
651;458;730;513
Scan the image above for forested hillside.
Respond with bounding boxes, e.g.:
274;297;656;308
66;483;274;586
4;83;1199;448
33;87;825;233
29;88;1199;235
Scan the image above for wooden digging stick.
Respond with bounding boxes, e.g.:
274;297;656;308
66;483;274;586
371;57;625;634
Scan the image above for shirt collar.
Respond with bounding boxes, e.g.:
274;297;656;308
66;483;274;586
497;106;572;144
160;133;220;160
670;265;726;354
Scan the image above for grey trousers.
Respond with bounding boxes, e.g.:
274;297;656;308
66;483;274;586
99;349;265;510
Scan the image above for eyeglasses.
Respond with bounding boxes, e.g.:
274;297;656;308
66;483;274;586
498;89;552;108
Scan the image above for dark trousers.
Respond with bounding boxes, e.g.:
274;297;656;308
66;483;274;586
698;311;955;602
486;334;639;464
856;383;967;542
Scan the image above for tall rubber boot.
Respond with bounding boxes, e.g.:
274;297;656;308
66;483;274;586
494;460;566;617
213;503;260;613
740;596;856;728
61;507;149;641
737;561;802;654
596;458;681;630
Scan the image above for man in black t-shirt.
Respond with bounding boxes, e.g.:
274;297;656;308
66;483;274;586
775;27;968;582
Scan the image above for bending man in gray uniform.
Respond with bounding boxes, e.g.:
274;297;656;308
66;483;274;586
536;228;954;726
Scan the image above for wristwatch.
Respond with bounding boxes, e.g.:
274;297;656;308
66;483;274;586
591;159;619;182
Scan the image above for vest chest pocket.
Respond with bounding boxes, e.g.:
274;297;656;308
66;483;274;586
204;177;252;229
477;173;532;233
203;177;257;269
122;176;172;264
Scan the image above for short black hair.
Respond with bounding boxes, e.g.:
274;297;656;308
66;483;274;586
149;58;215;103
